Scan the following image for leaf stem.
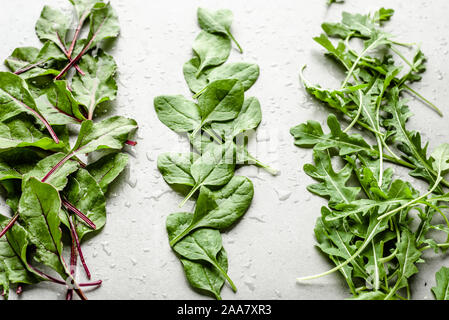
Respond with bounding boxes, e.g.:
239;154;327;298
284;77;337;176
179;184;202;208
226;29;243;54
0;213;19;240
402;84;443;117
62;199;97;230
68;213;92;279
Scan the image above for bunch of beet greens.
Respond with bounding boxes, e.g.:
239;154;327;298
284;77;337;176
292;8;449;300
0;0;137;300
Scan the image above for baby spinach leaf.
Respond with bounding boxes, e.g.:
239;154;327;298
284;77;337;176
211;97;261;139
432;266;449;300
180;248;228;300
158;152;197;188
183;56;210;94
196;79;244;132
86;152;129;193
167;213;236;291
154;95;201;133
197;8;243;53
207;63;259;92
170;176;253;246
192;31;231;77
180;142;236;207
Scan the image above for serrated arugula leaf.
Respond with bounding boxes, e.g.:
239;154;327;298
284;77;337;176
432;266;449;300
304;150;360;207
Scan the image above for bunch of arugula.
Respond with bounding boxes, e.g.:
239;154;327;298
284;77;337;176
154;8;275;300
291;8;449;300
0;0;138;300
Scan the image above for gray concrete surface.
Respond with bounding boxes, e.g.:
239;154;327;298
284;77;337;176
0;0;448;300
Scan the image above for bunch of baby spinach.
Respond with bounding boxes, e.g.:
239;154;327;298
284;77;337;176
291;8;449;300
0;0;137;300
155;7;275;300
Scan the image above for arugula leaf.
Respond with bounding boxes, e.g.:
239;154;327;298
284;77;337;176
432;266;449;300
304;150;360;207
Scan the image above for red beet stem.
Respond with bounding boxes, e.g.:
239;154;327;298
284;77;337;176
62;199;97;230
68;214;92;279
0;213;19;240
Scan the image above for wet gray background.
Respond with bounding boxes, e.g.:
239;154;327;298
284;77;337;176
0;0;448;300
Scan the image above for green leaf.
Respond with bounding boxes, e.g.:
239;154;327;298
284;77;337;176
207;63;259;91
183;56;210;94
170;176;253;246
211;97;262;139
290;114;375;157
18;178;66;278
180;248;228;300
62;169;106;240
86;152;129;193
197;79;244;126
167;213;236;292
69;0;99;20
197;8;242;53
432;266;449;300
0;215;37;299
304;150;360;207
192;31;231;77
431;143;449;175
72;116;138;155
0;118;64;152
35;6;71;49
154;95;201;133
394;229;422;291
71;50;117;120
22;153;79;191
184;142;236;205
158;152;197;188
86;2;120;49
